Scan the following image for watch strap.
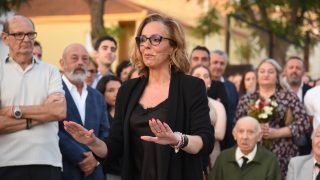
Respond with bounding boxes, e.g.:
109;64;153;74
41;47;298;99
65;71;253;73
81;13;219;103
26;118;32;129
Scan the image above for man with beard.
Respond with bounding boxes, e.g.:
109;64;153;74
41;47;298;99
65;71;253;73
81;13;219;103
59;43;109;180
91;36;117;88
0;15;66;180
283;56;312;103
283;56;312;155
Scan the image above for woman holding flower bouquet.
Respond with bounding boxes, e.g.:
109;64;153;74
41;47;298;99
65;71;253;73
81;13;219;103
234;58;311;179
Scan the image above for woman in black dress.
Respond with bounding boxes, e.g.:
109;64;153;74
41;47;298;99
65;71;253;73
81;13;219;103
64;13;214;180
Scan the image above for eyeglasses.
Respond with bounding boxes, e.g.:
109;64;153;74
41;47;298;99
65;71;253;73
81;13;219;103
7;32;37;40
135;34;176;46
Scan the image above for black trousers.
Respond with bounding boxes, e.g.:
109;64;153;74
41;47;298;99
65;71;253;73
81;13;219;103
0;165;61;180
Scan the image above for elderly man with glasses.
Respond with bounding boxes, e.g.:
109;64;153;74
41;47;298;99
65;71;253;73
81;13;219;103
0;15;66;180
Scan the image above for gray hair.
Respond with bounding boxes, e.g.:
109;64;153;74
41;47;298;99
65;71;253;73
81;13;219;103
210;49;228;63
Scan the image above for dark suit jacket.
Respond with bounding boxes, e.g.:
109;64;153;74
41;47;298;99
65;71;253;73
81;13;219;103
207;80;228;110
105;71;214;180
59;81;110;180
208;79;238;150
298;83;312;155
302;83;312;103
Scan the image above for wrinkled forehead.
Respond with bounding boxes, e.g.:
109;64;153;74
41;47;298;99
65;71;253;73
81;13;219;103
192;49;210;58
235;118;260;132
210;53;225;62
287;58;304;67
63;44;88;58
8;16;35;32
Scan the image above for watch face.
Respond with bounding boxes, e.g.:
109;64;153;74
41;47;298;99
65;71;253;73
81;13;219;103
14;111;22;118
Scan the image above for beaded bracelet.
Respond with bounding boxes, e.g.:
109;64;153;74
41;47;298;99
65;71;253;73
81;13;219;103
171;132;189;153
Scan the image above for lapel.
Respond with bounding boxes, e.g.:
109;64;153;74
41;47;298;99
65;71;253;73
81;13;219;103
62;80;83;125
123;77;147;131
302;84;311;103
84;87;96;130
122;77;147;179
167;71;179;130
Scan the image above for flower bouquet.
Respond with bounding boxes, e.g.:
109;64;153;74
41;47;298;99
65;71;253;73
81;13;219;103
248;96;278;149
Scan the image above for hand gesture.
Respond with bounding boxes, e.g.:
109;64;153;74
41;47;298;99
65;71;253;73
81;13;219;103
140;118;179;145
64;121;96;146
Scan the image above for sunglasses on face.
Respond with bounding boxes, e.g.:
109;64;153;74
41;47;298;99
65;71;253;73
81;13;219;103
135;34;176;46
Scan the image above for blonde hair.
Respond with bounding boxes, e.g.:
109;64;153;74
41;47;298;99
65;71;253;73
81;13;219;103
131;13;190;77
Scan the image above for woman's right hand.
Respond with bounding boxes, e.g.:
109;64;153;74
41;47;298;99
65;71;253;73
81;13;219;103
64;121;96;146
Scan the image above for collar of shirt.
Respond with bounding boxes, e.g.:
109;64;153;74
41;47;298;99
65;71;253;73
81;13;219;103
6;56;39;73
62;75;88;124
220;76;225;82
235;145;257;167
313;157;320;180
6;56;39;64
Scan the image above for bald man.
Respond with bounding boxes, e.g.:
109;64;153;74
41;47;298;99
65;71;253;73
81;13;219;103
209;116;281;180
0;15;66;180
58;44;109;180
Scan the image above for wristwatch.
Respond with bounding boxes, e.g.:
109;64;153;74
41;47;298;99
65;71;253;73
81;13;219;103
13;106;22;119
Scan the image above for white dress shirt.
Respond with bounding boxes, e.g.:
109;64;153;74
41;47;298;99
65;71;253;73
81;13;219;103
62;75;88;124
235;145;257;167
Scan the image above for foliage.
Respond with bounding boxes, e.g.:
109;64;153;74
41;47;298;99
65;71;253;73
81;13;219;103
191;7;221;38
230;0;320;64
234;36;260;64
103;25;123;39
0;0;28;15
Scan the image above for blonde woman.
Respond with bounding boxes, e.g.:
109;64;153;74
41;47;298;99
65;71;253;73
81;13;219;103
64;14;213;180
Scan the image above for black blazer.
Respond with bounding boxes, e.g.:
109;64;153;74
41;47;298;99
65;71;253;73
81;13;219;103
302;83;312;103
105;71;214;180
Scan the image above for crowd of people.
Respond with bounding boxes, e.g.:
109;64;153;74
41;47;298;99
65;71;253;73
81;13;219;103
0;13;318;180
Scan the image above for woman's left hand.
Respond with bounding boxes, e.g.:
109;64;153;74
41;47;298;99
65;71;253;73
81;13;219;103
261;123;277;139
140;118;179;145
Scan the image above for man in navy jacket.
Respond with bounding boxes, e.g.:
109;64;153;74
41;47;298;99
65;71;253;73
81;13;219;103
59;43;109;180
208;50;238;150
